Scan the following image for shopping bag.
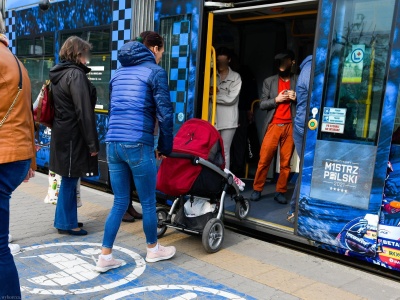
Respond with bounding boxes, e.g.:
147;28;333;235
44;171;82;207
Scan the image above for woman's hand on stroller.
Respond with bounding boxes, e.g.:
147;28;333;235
155;149;166;160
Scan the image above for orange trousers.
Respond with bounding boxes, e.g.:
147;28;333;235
253;123;294;193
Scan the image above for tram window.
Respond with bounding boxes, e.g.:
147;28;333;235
17;36;54;56
319;0;396;145
20;57;54;100
87;54;111;111
159;15;191;83
60;28;111;111
60;29;110;54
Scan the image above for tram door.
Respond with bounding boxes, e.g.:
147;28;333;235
297;0;400;256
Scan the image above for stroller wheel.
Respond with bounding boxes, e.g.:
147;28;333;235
235;197;251;220
202;218;224;253
156;207;168;238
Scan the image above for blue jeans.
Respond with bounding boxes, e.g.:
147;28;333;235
54;176;79;230
0;159;31;299
103;142;157;248
289;129;303;214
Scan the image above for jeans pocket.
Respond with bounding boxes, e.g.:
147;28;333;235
121;143;143;166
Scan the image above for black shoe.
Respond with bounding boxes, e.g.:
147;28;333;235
78;222;83;228
250;190;262;201
58;228;88;236
127;207;142;220
122;212;135;222
274;192;287;204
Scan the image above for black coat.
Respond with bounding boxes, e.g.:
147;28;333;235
49;61;99;178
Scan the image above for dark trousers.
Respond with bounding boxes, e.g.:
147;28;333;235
0;159;31;299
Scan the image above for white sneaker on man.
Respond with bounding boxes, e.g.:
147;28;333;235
145;244;176;263
8;234;12;243
9;243;20;255
94;255;126;273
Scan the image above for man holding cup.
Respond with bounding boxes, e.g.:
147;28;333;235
250;50;297;204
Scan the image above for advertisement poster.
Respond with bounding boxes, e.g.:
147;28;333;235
310;140;375;209
342;44;365;83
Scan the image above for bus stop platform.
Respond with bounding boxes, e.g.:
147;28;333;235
8;172;400;299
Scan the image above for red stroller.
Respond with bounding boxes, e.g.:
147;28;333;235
156;118;250;253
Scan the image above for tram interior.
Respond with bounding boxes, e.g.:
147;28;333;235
212;2;318;229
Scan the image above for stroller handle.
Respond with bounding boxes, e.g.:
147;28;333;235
167;152;198;160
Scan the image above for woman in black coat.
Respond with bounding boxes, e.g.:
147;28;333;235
49;36;99;235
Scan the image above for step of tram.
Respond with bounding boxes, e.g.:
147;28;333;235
9;173;400;299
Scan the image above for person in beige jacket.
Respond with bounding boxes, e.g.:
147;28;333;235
211;47;242;169
0;15;36;299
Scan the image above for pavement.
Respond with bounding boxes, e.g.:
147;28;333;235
8;172;400;299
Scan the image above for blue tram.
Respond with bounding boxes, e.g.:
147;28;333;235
3;0;400;274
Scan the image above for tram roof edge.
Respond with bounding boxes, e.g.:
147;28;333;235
5;0;63;11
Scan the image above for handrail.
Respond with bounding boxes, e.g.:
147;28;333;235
227;10;317;22
211;46;217;126
363;41;375;138
244;99;260;179
251;99;260;113
201;12;214;121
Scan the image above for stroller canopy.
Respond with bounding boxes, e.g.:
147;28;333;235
157;118;225;196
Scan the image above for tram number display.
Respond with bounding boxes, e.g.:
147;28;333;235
310;140;375;210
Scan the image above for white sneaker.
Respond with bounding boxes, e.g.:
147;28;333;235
8;234;12;243
146;244;176;263
9;243;20;255
94;255;126;273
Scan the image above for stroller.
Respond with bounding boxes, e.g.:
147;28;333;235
156;118;250;253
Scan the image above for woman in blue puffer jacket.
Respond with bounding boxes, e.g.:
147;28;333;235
95;31;175;272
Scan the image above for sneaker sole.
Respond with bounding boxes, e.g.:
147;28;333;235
94;261;126;273
145;251;176;263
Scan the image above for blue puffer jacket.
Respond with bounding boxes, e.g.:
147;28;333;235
106;41;174;155
294;55;313;136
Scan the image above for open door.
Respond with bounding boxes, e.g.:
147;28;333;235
297;0;400;258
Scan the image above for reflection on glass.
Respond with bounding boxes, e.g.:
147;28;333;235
320;0;396;145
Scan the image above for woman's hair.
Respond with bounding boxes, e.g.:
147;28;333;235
0;13;5;34
136;31;164;49
59;36;92;64
216;47;232;60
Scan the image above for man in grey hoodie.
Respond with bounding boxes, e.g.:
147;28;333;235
287;55;313;223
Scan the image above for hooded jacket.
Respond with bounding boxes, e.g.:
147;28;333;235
294;55;313;136
49;61;99;177
106;41;173;155
0;36;36;169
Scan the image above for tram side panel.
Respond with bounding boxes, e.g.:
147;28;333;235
296;0;400;273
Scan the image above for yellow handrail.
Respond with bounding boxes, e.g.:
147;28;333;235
227;10;318;23
201;12;214;121
363;41;375;138
211;46;217;126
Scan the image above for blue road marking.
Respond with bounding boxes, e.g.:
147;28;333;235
15;237;255;299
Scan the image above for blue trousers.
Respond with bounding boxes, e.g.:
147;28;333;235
54;176;79;230
0;159;31;299
102;142;157;248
